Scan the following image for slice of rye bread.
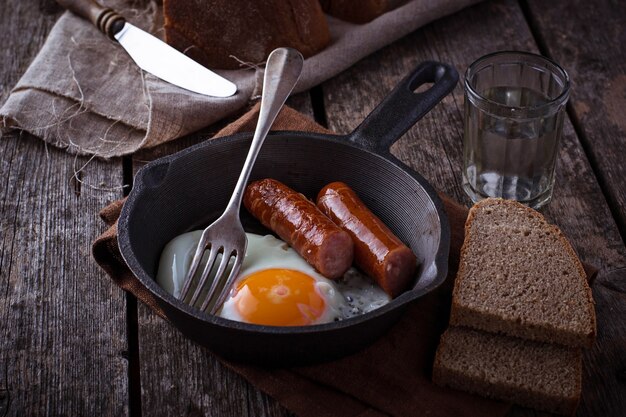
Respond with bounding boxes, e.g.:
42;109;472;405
449;198;596;348
433;326;582;416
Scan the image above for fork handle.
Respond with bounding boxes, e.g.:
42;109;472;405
224;48;304;215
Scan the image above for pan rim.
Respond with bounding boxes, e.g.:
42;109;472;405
118;130;450;335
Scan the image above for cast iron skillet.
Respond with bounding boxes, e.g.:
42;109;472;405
118;61;458;366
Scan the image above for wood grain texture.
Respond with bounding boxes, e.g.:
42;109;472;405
2;0;624;415
580;271;626;416
136;305;294;417
524;0;626;246
321;0;626;416
0;0;61;103
0;136;128;415
324;0;625;270
1;1;129;415
130;93;313;417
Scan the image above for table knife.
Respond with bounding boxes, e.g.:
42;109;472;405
56;0;237;97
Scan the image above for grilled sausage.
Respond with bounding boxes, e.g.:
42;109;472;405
316;182;417;297
243;179;354;279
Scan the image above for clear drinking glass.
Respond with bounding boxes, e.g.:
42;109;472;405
462;51;570;209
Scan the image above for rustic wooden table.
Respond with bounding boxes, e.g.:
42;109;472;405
1;0;625;416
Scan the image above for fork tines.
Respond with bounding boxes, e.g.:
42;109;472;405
179;241;242;314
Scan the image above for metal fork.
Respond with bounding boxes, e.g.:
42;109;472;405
178;48;304;314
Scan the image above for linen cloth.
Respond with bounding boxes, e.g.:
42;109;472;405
1;0;481;158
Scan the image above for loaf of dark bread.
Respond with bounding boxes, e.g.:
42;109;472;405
163;0;331;70
320;0;407;23
449;198;596;348
433;326;582;416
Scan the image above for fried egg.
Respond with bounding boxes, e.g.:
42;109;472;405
156;232;391;326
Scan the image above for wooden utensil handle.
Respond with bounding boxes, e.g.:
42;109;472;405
57;0;125;40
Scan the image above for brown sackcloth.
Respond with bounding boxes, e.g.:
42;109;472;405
0;0;482;159
93;105;597;417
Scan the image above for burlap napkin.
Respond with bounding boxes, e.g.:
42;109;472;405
92;104;597;417
1;0;481;158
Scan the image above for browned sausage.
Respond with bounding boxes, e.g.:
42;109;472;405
316;182;417;297
243;179;354;279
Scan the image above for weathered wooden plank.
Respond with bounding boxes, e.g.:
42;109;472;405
135;306;294;417
321;1;626;416
0;1;129;415
0;0;61;103
286;92;316;121
0;135;128;415
324;0;625;269
519;14;626;412
4;0;620;416
524;0;626;246
130;93;313;417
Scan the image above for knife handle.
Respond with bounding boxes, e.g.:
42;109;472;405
57;0;126;40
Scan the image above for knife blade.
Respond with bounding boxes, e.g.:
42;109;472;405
56;0;237;97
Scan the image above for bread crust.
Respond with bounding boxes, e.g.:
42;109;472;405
163;0;330;70
450;198;596;348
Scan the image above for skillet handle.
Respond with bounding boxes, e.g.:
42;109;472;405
346;61;458;154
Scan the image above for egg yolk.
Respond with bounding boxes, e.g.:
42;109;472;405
232;268;327;326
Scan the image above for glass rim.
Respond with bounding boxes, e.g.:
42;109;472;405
464;51;571;116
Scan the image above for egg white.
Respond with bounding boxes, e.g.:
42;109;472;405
219;234;347;324
156;232;391;325
156;230;204;299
